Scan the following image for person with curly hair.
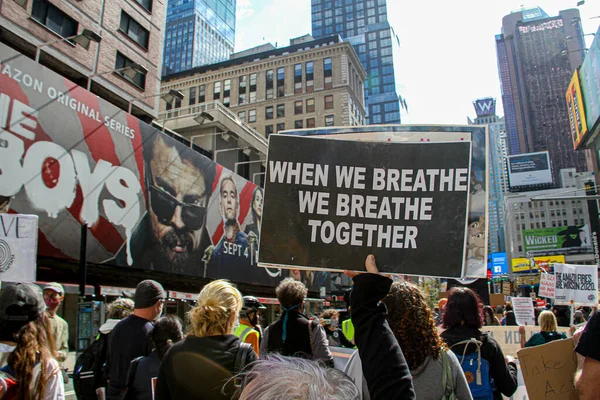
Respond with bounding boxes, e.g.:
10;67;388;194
441;287;518;400
344;280;472;399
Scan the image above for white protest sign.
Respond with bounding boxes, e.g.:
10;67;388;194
538;273;556;299
554;263;598;305
511;297;536;326
484;326;571;358
0;214;38;282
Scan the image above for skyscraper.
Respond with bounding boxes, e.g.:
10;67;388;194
496;7;587;178
311;0;402;124
468;98;508;253
163;0;236;75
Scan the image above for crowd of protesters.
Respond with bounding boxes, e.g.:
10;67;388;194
2;256;600;399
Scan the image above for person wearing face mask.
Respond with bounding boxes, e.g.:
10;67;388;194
234;296;266;355
43;282;69;363
320;309;354;348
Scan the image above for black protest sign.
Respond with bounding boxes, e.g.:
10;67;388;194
258;135;472;277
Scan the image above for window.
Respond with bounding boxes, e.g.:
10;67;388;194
115;52;146;89
189;86;196;105
324;58;332;89
294;63;303;94
276;123;285;133
238;76;247;105
295;100;303;115
266;70;274;99
306;118;315;128
265;125;274;137
213;81;221;100
32;0;78;39
265;106;273;120
325;115;334;126
119;11;149;49
238;111;246;123
306;98;315;112
306;61;314;93
134;0;152;12
248;109;256;123
277;104;285;118
324;95;333;110
223;79;231;107
294;120;303;129
198;85;206;103
249;73;257;103
277;67;285;97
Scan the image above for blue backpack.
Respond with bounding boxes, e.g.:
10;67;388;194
449;338;494;400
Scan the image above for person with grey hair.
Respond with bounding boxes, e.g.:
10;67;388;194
260;278;334;367
98;298;135;336
235;355;360;399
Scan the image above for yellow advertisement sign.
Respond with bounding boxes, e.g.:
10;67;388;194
566;69;588;149
511;255;566;273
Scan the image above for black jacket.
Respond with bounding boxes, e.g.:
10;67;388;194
350;274;416;400
155;334;256;400
441;326;518;400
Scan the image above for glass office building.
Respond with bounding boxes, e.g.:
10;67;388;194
311;0;402;124
163;0;236;75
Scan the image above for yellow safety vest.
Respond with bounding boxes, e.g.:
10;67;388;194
342;319;355;342
234;323;259;342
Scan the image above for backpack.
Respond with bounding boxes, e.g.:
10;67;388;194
449;338;494;400
73;333;109;400
441;350;457;400
0;369;17;400
232;342;253;388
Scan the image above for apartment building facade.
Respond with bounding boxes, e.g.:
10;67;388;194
0;0;166;121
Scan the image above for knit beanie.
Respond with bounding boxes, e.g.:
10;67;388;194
134;280;165;309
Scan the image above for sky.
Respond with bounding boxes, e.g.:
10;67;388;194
234;0;600;125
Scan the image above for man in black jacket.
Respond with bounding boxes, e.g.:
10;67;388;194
345;255;416;400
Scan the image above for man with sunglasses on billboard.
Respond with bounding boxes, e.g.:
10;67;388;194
207;175;251;281
120;133;215;275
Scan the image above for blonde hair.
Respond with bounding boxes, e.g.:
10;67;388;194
188;280;243;337
539;310;558;332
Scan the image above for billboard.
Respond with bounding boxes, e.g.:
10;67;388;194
0;42;298;288
522;226;592;252
473;98;496;118
566;69;588;149
511;255;565;273
489;252;508;276
579;25;600;139
507;151;553;189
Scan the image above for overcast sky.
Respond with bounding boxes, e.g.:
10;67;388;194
235;0;600;125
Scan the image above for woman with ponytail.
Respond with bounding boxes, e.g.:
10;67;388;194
0;283;65;399
155;280;257;400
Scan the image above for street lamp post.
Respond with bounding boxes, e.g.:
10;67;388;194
35;29;102;63
128;89;184;117
86;63;149;91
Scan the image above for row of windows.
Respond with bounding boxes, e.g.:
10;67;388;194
31;0;148;89
264;115;335;136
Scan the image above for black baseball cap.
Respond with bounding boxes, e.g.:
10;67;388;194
0;283;46;322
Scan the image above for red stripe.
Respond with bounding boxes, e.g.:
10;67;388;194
238;182;255;225
37;228;72;260
127;115;146;195
212;222;224;245
89;217;125;254
212;164;224;193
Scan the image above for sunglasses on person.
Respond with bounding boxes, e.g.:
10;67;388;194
149;184;206;230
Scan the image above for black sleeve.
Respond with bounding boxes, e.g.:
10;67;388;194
337;329;355;348
576;310;600;361
350;274;416;400
484;336;518;397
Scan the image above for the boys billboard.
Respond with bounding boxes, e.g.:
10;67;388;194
0;43;284;287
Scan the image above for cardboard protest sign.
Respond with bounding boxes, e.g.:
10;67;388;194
539;273;556;298
0;214;38;282
259;134;472;277
512;297;536;326
280;124;488;278
554;263;598;305
517;339;578;400
485;326;571;358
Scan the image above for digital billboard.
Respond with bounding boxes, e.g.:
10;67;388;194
0;42;302;288
522;226;592;252
489;252;508;276
507;151;553;189
473;98;496;118
579;25;600;140
511;255;566;273
566;69;588;149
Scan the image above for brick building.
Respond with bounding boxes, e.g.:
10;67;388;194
0;0;166;121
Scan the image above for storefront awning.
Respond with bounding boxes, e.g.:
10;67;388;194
100;285;135;297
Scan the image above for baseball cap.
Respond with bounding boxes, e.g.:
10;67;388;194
43;282;65;295
0;283;46;322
